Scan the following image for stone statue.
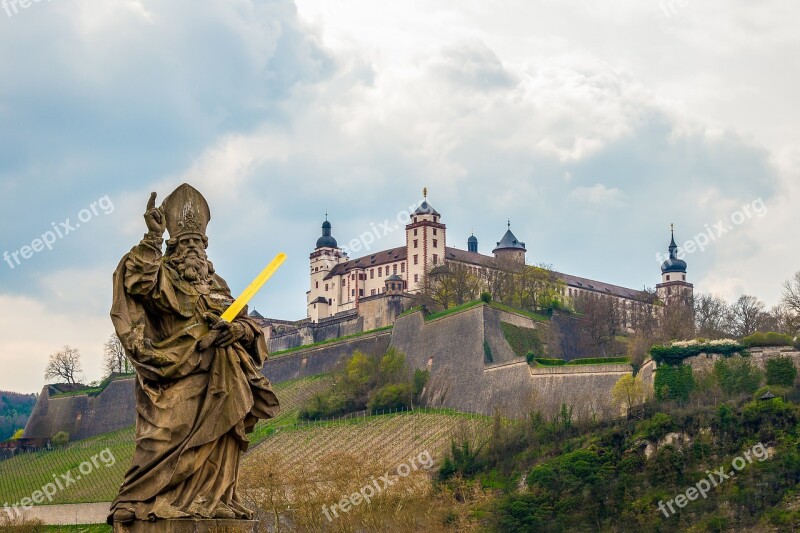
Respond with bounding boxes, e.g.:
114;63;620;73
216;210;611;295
108;184;279;525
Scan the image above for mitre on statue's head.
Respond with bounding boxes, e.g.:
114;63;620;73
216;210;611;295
161;183;211;239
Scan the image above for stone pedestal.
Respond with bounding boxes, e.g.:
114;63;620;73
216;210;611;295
113;520;259;533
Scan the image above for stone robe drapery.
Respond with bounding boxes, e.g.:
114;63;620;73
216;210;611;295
108;238;279;522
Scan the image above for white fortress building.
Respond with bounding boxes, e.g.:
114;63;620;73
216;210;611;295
306;192;693;327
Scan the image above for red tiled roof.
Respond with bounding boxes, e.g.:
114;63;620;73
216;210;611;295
324;246;407;280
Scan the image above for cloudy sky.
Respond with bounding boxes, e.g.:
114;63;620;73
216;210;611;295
1;0;797;393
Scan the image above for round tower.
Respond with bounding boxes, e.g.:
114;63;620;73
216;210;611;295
308;216;347;321
492;221;526;263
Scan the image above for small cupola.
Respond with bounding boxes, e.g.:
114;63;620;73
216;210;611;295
315;215;338;249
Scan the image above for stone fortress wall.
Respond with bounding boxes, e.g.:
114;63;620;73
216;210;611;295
25;304;800;441
23;379;136;442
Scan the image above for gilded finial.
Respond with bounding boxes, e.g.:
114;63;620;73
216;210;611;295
423;187;428;199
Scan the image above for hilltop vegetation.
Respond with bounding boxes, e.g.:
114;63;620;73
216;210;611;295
0;391;36;442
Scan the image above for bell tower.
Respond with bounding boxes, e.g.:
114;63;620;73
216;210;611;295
656;224;693;305
405;188;446;292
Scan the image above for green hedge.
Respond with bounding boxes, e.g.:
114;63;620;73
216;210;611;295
650;341;745;366
741;332;794;348
531;357;567;366
529;356;630;366
654;365;695;402
568;357;630;365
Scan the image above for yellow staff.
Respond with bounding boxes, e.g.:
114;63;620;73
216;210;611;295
200;253;287;350
221;253;287;321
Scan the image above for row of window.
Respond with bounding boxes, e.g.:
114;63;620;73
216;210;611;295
412;254;439;265
412;239;438;249
412;228;438;236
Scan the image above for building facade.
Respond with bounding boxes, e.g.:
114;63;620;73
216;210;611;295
307;193;693;326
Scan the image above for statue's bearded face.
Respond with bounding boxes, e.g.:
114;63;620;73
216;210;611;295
168;234;210;282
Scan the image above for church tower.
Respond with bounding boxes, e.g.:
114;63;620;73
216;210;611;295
406;188;446;292
307;216;347;322
492;221;526;263
656;225;693;305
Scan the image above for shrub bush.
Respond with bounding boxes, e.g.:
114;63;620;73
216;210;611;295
481;292;492;303
413;369;429;399
368;383;412;413
50;431;69;447
640;412;674;441
742;332;793;348
714;358;763;396
765;357;797;387
654;365;695;402
299;348;422;420
299;392;349;420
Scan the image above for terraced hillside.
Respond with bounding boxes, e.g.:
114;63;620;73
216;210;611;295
240;410;494;531
245;410;492;472
0;374;331;506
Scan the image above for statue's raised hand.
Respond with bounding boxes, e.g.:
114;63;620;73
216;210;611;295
144;192;166;235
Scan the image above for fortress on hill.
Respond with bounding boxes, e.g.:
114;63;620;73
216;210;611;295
260;190;694;350
22;190;701;443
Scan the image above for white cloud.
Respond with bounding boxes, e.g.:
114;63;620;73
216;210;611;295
0;294;111;393
2;0;799;393
568;184;625;208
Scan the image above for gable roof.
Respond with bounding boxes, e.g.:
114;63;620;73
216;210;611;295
445;247;654;303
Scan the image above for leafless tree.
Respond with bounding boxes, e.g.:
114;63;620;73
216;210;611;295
104;333;131;376
573;292;620;356
44;345;83;385
661;302;695;342
758;304;795;335
781;271;800;333
694;293;732;339
729;294;766;337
